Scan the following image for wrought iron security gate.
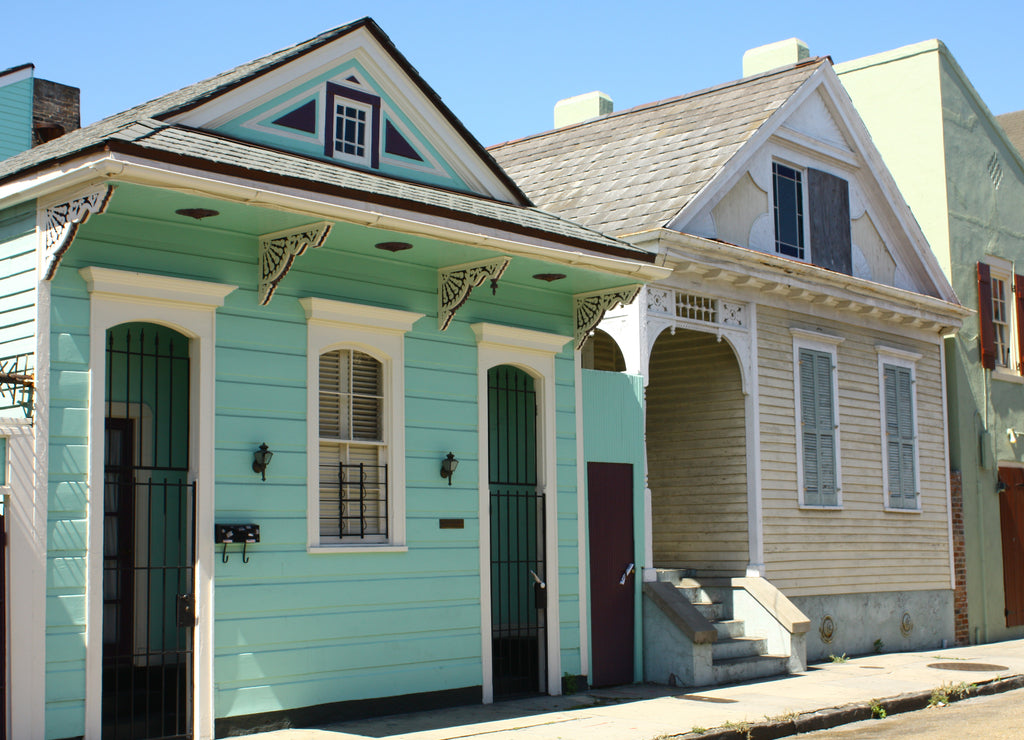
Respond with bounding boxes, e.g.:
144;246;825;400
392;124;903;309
103;326;194;740
488;366;546;698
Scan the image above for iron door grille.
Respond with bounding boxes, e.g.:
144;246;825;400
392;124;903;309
103;327;194;740
488;366;546;698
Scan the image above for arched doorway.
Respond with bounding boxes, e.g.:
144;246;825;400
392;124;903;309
581;329;626;372
102;323;194;739
646;328;748;575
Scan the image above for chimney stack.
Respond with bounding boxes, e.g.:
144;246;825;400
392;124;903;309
32;77;80;146
554;91;613;129
742;38;810;77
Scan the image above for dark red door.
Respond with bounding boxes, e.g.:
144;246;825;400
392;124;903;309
998;467;1024;627
587;462;635;687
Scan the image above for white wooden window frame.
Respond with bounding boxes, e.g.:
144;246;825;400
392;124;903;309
332;98;373;167
301;297;422;552
877;346;923;513
791;328;843;509
81;266;237;740
987;256;1019;381
772;159;811;264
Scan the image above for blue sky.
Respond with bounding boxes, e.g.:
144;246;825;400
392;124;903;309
4;1;1022;147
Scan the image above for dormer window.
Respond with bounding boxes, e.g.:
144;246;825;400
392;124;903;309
772;162;805;260
324;82;380;168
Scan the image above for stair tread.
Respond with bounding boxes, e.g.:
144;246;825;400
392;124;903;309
712;654;788;667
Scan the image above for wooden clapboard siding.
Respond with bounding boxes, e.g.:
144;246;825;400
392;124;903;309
0;202;36;399
42;199;585;728
646;328;748;573
0;74;33;160
757;306;950;597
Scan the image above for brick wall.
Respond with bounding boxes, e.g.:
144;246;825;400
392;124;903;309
32;78;79;146
951;469;969;644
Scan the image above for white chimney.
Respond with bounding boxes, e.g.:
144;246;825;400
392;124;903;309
742;38;810;77
554;91;613;128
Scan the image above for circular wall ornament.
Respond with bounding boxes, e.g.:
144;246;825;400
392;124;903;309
819;615;836;644
900;612;914;637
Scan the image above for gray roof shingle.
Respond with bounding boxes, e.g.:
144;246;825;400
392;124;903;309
489;60;824;237
997;110;1024;160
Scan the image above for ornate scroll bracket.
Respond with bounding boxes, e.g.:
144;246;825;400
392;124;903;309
438;256;511;331
574;285;642;350
258;222;332;305
40;185;113;280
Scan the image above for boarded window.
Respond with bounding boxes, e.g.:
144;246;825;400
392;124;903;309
318;349;387;539
883;364;917;509
799;348;837;506
807;168;852;275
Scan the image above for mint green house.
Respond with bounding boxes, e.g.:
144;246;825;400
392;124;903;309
838;42;1024;647
0;19;666;739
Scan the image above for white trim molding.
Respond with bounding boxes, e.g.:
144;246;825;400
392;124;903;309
791;328;844;509
300;297;423;552
81;267;236;740
472;323;570;702
438;256;511;331
38;185;113;280
258;222;332;305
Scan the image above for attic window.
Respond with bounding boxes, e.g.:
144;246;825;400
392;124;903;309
772;162;805;260
324;82;380;168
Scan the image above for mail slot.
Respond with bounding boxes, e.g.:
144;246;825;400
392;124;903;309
215;523;260;544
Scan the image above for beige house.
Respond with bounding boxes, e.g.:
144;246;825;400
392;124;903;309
491;40;969;679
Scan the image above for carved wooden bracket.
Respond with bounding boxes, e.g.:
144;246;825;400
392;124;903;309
40;185;113;280
438;256;511;331
258;222;332;305
574;285;642;350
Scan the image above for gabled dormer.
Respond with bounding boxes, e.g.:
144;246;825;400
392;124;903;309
163;18;525;202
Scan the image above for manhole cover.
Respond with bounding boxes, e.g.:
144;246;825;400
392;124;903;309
927;662;1008;672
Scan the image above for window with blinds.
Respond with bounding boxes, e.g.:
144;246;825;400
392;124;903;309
318;348;387;539
883;363;918;510
799;347;838;507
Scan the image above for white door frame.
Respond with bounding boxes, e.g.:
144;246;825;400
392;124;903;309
81;267;235;740
473;323;570;703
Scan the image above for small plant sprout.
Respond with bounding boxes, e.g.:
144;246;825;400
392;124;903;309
828;653;849;663
869;699;887;719
873;638;885;653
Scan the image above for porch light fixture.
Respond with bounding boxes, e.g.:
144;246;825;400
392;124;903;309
175;208;220;220
533;273;566;282
375;241;413;252
252;442;273;481
1009;428;1019;445
440;452;459;485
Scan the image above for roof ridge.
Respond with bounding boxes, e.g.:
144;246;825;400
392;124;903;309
489;57;827;151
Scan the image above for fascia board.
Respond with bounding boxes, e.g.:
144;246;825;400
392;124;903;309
0;152;670;282
166;26;520;205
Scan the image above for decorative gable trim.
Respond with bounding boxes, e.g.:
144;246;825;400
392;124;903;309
258;221;332;305
574;285;641;350
438;256;510;331
39;185;113;280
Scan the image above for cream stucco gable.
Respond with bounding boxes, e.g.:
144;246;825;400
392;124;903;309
669;65;956;303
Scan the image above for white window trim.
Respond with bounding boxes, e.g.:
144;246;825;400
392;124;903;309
772;158;811;264
791;328;844;509
81;266;236;740
472;322;570;703
331;98;373;167
877;346;923;514
301;297;422;553
987;256;1018;380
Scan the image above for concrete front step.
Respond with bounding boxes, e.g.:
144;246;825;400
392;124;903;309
692;600;729;622
714;619;747;639
712;636;768;661
711;654;790;685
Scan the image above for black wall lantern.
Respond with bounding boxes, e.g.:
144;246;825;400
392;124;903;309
252;442;273;481
440;452;459;486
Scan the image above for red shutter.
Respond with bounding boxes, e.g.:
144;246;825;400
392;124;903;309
1015;274;1024;374
978;262;995;370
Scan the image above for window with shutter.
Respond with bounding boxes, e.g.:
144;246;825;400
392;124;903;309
877;349;921;512
979;258;1021;375
773;162;805;260
798;347;838;507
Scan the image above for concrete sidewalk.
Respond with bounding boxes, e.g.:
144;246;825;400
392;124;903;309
252;639;1024;740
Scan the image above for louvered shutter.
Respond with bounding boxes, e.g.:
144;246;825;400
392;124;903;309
800;348;837;506
979;262;996;370
1015;274;1024;375
884;364;917;509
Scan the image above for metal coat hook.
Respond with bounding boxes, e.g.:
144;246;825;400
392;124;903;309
221;541;229;564
242;540;251;564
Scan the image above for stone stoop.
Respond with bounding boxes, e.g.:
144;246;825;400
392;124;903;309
657;570;792;685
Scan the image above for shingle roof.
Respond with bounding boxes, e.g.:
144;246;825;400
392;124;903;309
997;110;1024;160
0;18;652;260
489;59;825;237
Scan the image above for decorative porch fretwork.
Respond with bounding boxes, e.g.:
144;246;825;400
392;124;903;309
574;285;641;350
647;287;746;330
0;353;34;418
258;222;332;305
41;185;113;280
437;256;511;331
